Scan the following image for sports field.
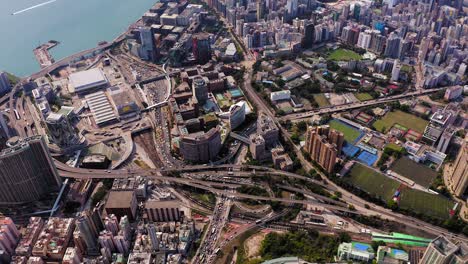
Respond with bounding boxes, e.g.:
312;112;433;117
355;93;373;101
313;94;330;107
391;157;437;188
346;163;400;201
399;189;454;220
328;119;362;143
372;110;429;133
328;49;362;61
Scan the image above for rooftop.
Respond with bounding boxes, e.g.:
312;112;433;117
105;191;135;209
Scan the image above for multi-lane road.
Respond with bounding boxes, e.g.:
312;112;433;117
280;87;447;121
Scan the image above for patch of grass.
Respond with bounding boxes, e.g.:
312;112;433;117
313;94;330;107
355;93;373;101
373;110;429;133
391;157;437;188
385;143;403;152
133;159;150;169
346;163;400;201
328;119;362;143
328;49;362;61
192;193;216;206
399;188;454;220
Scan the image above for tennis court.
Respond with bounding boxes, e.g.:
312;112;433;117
342;142;360;157
357;151;378;166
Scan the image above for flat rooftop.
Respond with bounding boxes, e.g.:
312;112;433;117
69;68;108;92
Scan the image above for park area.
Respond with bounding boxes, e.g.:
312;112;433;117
399;188;454;220
328;49;362;61
313;94;330;107
355;93;373;101
372;110;429;133
328;119;362;143
346;163;400;201
391;157;437;188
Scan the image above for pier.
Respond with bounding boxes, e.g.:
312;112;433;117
33;40;59;68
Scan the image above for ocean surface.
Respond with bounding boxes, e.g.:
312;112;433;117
0;0;157;77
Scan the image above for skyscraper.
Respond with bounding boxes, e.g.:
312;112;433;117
304;125;344;173
76;209;103;254
192;33;212;65
256;0;264;21
138;27;156;62
0;136;61;205
192;76;208;104
448;136;467;197
302;22;315;49
0;72;12;96
286;0;298;18
384;32;402;59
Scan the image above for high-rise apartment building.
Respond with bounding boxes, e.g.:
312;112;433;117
304;125;344;173
76;209;103;254
448;136;468;197
0;136;61;205
420;236;467;264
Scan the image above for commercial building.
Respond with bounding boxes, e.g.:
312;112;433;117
0;72;12;96
420;235;468;264
192;76;208;104
138;27;156;62
0;136;61;205
104;191;138;221
337;241;375;262
444;86;463;101
84;91;118;126
448;136;468;197
192;33;211;64
179;127;222;163
145;200;184;222
46;112;77;146
249;113;280;161
270;90;291;102
228;101;246;130
68;68;109;94
304;125;344;173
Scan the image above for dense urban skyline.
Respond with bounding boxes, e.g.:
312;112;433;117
0;0;467;263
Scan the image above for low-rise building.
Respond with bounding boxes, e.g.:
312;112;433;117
337;241;375;262
68;68;109;94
